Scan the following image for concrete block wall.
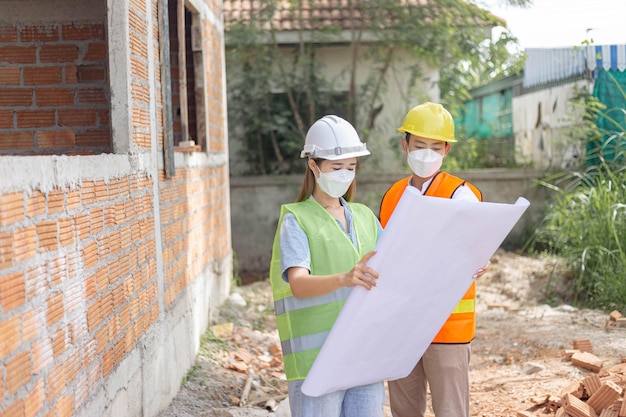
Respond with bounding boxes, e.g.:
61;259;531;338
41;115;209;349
230;169;549;281
0;0;231;416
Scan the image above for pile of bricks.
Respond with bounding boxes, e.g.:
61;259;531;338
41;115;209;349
606;310;626;329
518;338;626;417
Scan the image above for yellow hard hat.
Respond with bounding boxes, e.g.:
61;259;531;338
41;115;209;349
397;102;456;143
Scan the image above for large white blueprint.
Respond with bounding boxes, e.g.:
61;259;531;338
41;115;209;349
301;187;530;396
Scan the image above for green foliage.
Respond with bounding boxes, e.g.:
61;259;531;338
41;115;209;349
225;0;530;175
440;24;527;113
529;163;626;312
442;138;480;171
527;68;626;312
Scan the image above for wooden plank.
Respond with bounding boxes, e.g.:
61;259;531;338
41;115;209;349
158;0;176;177
177;0;190;144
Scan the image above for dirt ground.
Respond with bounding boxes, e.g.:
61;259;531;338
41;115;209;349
157;250;625;417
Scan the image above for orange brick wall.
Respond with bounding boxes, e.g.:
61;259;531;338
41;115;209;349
159;164;231;307
0;0;231;416
0;23;112;155
0;177;161;416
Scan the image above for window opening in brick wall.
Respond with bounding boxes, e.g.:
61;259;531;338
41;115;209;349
167;0;207;152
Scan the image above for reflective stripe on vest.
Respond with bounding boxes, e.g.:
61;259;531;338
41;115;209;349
451;298;475;314
269;199;379;380
379;172;482;343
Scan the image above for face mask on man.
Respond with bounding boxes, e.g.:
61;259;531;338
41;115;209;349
315;165;355;198
407;149;444;178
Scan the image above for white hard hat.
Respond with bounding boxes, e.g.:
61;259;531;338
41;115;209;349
300;115;370;160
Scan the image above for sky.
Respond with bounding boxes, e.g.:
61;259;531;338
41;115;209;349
481;0;626;50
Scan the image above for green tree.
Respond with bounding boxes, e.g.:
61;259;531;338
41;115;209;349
225;0;531;175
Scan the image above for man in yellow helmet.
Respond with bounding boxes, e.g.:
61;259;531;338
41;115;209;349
379;102;489;417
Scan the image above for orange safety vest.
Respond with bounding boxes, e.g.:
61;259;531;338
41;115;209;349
379;172;483;343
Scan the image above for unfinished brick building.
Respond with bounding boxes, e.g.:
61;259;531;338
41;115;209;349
0;0;231;416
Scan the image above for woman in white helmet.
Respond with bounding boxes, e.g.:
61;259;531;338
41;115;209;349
269;115;385;417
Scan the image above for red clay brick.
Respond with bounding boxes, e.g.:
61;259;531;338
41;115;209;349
76;129;111;147
64;349;81;384
0;109;12;128
0;67;20;85
0;192;24;227
131;57;148;79
58;218;75;247
23;307;45;343
16;110;55;128
26;191;46;218
83;241;99;270
0;231;11;269
90;207;104;234
0;87;33;106
0;27;18;42
98;109;110;125
46;291;64;326
94;181;108;202
85;42;107;61
75;213;90;240
37;130;76;149
0;45;37;64
0;131;34;150
0;271;26;311
36;88;75;106
80;181;95;205
40;44;78;63
36;220;58;252
95;325;108;353
0;398;24;417
77;65;106;82
26;263;47;301
0;315;21;357
102;348;114;376
13;226;37;262
48;255;68;288
109;315;121;341
66;251;81;279
32;337;53;374
46;361;65;402
24;379;45;417
99;291;114;319
64;65;78;83
95;266;109;293
77;88;107;104
47;190;65;214
52;327;67;358
6;350;32;393
24;66;63;85
58;108;97;127
85;274;96;303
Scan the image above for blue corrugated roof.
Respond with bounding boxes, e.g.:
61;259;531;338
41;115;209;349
523;44;626;88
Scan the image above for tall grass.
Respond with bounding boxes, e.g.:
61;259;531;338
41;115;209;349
528;71;626;312
530;156;626;312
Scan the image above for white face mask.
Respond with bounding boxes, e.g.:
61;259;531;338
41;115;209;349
407;149;444;178
315;166;355;198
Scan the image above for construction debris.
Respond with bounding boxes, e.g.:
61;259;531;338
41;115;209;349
606;310;626;329
517;339;626;417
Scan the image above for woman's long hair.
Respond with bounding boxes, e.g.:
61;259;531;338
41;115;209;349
295;158;356;203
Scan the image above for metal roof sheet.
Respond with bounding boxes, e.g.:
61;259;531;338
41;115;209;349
523;44;626;88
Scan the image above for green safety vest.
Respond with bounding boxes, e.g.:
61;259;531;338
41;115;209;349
269;198;379;381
